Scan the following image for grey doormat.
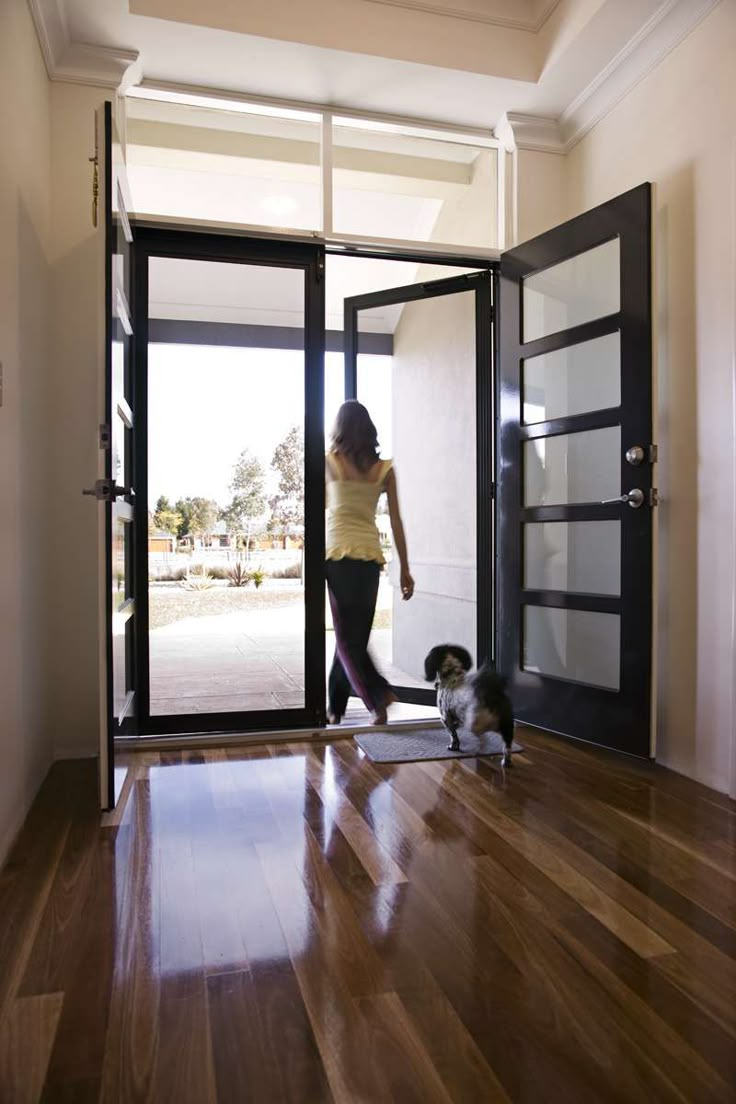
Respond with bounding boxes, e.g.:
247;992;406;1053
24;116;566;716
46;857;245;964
354;728;523;764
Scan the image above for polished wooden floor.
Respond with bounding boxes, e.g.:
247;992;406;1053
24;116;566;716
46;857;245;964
1;731;735;1103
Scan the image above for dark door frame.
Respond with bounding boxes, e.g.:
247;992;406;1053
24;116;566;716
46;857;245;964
343;270;495;706
132;228;326;736
129;230;496;737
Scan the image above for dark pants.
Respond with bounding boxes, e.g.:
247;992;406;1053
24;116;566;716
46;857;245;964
326;558;391;717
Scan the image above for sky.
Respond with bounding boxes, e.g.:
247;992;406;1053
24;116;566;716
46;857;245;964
147;345;392;507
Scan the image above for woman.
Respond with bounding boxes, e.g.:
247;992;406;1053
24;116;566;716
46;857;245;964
325;400;414;726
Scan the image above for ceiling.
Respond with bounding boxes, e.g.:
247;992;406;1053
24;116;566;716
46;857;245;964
31;0;721;149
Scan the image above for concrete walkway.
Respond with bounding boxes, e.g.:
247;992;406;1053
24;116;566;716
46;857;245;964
149;600;432;719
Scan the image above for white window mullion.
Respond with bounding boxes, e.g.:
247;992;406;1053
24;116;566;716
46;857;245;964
321;112;333;237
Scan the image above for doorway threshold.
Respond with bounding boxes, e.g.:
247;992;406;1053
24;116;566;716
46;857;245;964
116;716;442;753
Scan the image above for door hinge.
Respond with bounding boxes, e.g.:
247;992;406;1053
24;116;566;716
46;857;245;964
99;423;111;449
316;253;325;282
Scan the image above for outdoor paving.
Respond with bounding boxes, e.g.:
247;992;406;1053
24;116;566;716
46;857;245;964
149;599;434;720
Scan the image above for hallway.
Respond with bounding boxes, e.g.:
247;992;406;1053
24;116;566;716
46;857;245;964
1;732;734;1102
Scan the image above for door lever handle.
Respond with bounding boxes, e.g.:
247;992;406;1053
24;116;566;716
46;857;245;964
601;488;645;509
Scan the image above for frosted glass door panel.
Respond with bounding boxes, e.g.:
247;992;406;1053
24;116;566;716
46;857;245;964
524;426;620;506
523;607;620;691
523;239;620;343
523;331;620;424
524;521;620;595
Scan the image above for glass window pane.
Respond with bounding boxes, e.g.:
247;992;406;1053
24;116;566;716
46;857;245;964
523;607;620;690
127;97;322;230
523;331;620;424
524;521;620;595
332;118;497;249
523;239;620;343
524;426;620;507
147;258;307;717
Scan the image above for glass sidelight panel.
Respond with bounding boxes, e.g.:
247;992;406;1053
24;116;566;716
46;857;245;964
524;521;620;595
523;606;620;690
524;426;620;507
523;238;620;343
522;331;620;424
147;258;307;716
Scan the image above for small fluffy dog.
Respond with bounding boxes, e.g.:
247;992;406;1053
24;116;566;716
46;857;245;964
424;644;515;766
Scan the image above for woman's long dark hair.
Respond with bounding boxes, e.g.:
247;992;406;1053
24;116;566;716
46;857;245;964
330;400;380;473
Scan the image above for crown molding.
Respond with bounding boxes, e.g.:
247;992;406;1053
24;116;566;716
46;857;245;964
363;0;561;33
503;113;564;154
27;0;140;89
27;0;68;76
558;0;723;151
506;0;723;155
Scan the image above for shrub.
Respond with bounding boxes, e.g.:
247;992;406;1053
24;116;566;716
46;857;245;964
206;565;230;580
228;560;251;588
269;561;302;579
180;567;215;591
149;566;189;582
251;568;265;589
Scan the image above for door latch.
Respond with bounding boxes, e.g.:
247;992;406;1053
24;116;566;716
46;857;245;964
82;479;128;502
626;444;658;466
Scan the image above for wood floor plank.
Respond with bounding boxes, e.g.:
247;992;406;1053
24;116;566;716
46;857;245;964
0;764;77;1026
398;985;512;1104
419;759;676;959
301;746;408;886
0;994;63;1104
3;731;736;1103
99;782;160;1104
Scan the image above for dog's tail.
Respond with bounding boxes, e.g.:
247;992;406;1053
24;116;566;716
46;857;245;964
474;664;514;755
473;664;507;702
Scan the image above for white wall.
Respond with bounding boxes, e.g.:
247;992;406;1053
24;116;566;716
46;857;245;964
48;82;110;760
516;148;566;242
562;1;736;792
0;0;52;864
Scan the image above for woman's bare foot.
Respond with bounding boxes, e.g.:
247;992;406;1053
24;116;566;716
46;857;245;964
372;691;396;726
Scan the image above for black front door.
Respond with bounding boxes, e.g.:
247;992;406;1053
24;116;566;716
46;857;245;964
343;271;494;706
133;231;326;735
498;183;656;756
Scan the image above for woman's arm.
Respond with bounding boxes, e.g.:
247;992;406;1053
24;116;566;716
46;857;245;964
385;466;414;600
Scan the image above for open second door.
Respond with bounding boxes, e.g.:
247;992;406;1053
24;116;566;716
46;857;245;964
498;183;656;756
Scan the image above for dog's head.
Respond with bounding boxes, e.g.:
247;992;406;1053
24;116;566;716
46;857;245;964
424;644;473;684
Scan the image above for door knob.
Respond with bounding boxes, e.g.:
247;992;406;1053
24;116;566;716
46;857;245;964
602;488;645;508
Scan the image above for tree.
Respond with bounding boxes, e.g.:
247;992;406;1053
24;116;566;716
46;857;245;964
222;450;267;556
188;497;219;545
268;425;304;549
152;495;183;537
171;496;218;542
174;497;194;539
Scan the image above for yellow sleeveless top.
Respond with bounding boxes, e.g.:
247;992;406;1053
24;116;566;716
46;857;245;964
325;452;392;565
